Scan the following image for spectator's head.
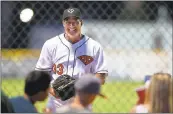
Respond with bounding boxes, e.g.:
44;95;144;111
74;74;106;106
24;71;51;101
145;72;173;113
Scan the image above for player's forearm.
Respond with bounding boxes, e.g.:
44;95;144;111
95;73;107;85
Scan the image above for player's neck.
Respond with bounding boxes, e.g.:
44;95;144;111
64;33;83;44
23;93;36;104
72;96;90;108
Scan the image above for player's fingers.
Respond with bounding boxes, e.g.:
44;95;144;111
49;88;56;97
49;87;59;99
43;108;52;114
49;87;54;95
95;76;105;85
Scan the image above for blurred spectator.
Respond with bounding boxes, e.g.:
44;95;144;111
1;90;14;113
55;74;107;113
135;80;151;105
135;75;151;105
130;72;173;113
119;1;145;20
10;70;51;113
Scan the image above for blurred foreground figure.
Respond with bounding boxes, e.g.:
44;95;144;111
131;72;173;113
135;75;151;105
55;74;107;113
10;71;51;113
1;90;14;113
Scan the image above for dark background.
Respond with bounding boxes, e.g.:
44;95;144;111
1;1;173;48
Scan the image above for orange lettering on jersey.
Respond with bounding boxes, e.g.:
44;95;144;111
77;55;94;65
57;64;64;75
52;64;64;75
53;64;56;73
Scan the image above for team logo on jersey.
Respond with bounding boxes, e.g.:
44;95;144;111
53;64;64;75
77;55;94;65
67;8;74;13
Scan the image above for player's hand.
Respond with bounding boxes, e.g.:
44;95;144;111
43;108;52;114
95;73;107;85
49;87;59;99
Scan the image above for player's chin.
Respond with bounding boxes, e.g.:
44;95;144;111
68;32;80;38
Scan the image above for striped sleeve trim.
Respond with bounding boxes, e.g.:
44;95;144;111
95;70;108;74
35;67;52;71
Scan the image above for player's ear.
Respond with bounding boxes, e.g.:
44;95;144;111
80;20;83;26
62;21;65;27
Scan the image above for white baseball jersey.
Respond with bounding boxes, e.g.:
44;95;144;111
35;33;108;112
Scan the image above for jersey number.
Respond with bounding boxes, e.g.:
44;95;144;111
53;64;64;75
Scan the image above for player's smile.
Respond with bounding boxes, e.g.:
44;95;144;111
68;28;77;35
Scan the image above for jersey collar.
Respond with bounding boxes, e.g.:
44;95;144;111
59;33;89;49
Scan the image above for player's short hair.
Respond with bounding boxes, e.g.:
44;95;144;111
24;70;51;96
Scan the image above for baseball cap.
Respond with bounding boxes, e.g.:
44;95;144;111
74;74;107;99
144;75;151;83
62;8;81;20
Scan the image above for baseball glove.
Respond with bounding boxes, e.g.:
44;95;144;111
52;74;76;101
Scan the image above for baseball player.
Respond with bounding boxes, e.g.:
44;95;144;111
35;7;108;113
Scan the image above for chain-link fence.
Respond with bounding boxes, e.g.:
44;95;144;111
1;1;172;113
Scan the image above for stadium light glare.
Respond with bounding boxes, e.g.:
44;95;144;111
20;8;34;23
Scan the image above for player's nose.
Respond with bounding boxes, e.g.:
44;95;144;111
69;23;75;27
